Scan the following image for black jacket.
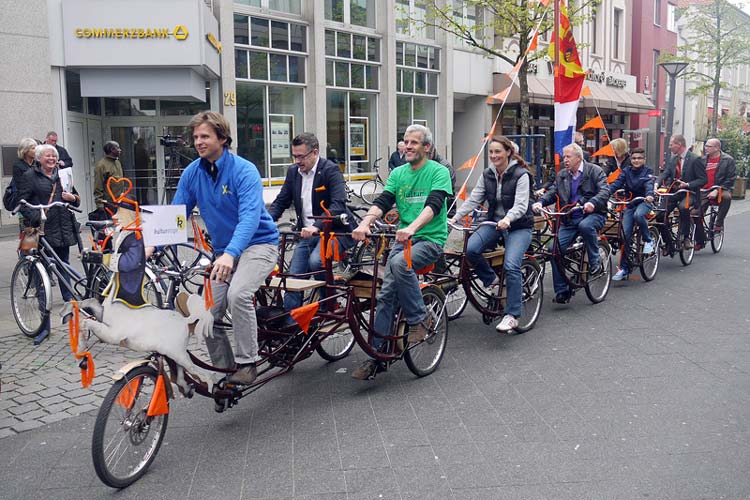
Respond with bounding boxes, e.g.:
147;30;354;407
55;144;73;170
658;151;706;205
18;166;81;248
268;157;354;233
540;161;609;214
605;153;631;176
388;151;406;171
710;152;737;191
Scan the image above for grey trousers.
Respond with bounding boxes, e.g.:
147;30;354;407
205;243;277;368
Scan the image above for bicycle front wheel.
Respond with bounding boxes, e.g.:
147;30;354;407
359;179;382;204
404;285;448;377
515;259;543;333
11;258;49;337
442;254;468;321
679;220;695;266
709;212;724;253
639;228;661;282
92;365;168;489
584;242;612;304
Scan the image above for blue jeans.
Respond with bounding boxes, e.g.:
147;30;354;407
551;213;605;295
466;225;532;318
284;234;355;312
621;202;652;273
372;239;443;350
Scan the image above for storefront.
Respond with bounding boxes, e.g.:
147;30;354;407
51;0;221;213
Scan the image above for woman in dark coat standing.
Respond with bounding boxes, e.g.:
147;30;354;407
18;144;81;343
11;138;38;229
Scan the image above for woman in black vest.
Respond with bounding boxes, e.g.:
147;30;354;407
449;136;534;333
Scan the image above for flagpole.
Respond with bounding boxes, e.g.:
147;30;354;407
553;0;560;171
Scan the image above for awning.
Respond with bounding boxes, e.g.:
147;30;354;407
490;75;655;113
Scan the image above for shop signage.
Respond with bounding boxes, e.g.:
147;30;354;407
586;70;627;89
206;33;222;53
74;25;189;40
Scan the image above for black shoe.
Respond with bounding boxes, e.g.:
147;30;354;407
553;291;571;304
227;363;257;385
351;360;385;380
589;262;602;276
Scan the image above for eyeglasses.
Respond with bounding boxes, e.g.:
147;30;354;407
631;156;645;161
292;149;316;161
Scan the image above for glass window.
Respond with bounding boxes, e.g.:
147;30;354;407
105;98;156;117
405;43;416;66
368;37;380;62
268;86;304;178
290;24;306;51
251;17;269;47
396;0;409;35
351;0;375;28
271;21;289;50
403;70;414;93
415;72;426;94
65;70;83;113
326;60;334;86
234;15;249;45
325;30;336;56
427;73;438;95
236;0;261;6
365;65;378;90
397;96;411;139
353;35;367;60
236;82;266;178
325;0;344;22
236;49;249;79
87;97;101;116
337;32;351;58
417;45;428;68
288;55;304;83
351;64;365;88
349;92;376;173
326;90;347;170
270;54;287;81
269;0;301;14
160;98;209;117
335;61;349;87
396;68;402;92
249;51;268;80
413;97;435;132
396;42;404;65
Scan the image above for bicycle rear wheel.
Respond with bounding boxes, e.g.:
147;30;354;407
404;285;448;377
709;212;724;253
515;259;543;333
679;220;695;266
584;242;612;304
639;228;660;282
442;254;468;321
11;258;49;337
359;179;382;204
92;365;168;489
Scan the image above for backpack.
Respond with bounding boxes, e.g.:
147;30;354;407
3;179;17;212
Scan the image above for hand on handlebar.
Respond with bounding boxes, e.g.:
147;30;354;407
583;202;595;214
395;226;414;243
352;222;371;241
645;196;654;204
496;218;510;230
300;226;318;239
145;246;156;259
210;253;235;283
532;202;543;214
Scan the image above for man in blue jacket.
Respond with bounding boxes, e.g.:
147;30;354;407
173;112;279;386
269;133;355;313
608;147;656;280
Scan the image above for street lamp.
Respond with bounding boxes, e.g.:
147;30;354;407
660;61;689;167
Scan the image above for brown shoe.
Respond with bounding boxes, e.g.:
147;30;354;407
351;360;383;380
682;239;694;250
408;322;429;344
228;362;257;385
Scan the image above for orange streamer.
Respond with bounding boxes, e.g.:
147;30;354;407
67;300;95;388
290;301;320;334
592;144;615;157
607;168;622;184
404;239;413;270
117;377;141;410
146;374;169;417
203;274;215;310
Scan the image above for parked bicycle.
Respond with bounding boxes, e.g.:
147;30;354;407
358;157;385;203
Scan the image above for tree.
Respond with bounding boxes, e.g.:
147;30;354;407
670;0;750;135
403;0;599;135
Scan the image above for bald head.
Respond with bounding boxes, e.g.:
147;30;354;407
705;138;722;159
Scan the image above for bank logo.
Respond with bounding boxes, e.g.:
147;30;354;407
74;25;190;40
173;25;189;40
176;214;186;230
222;185;232;195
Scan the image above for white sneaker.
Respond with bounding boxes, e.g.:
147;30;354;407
612;268;629;281
642;240;655;254
496;315;518;333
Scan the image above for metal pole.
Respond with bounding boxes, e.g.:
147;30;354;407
663;73;677;169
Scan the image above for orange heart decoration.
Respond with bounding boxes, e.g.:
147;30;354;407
106;176;133;203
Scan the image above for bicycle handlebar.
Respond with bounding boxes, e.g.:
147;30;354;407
12;199;82;216
700;185;722;193
655;188;693;197
610;191;649;205
448;220;498;232
538;205;583;217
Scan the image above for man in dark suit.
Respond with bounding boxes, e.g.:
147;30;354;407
575;132;592;162
269;132;355;312
45;131;73;170
657;134;707;251
533;143;609;304
694;138;736;250
388;141;406;171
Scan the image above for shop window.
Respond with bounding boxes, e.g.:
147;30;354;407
159;98;209;117
65;70;83;113
105;99;156;117
326;90;377;176
86;97;102;116
397;95;436;140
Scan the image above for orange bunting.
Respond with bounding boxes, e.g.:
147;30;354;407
486;87;510;104
527;32;539;54
290;301;320;334
511;58;523;75
457;183;467;201
483;120;499;142
580;85;592;97
67;301;96;388
457;155;479;171
592;144;615;157
117;377;141;410
538;0;550;5
580;115;605;130
146;374;169;417
606;168;622;184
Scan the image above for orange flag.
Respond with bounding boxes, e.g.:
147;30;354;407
511;58;523;75
607;168;622;184
526;32;539;54
538;0;550;5
290;301;320;334
592;143;615;157
147;374;169;417
117;377;141;410
483;120;498;142
486;87;510;104
457;154;479;171
457;183;467;201
580;85;592;97
580;115;605;130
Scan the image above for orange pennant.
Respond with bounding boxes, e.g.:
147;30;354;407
538;0;550;5
483;120;498;142
486;87;510;104
457;155;479;171
116;377;141;410
457;183;467;201
580;115;605;130
147;374;169;417
592;144;615;157
526;32;539;54
290;301;320;334
606;168;622;184
580;85;592;97
511;58;523;75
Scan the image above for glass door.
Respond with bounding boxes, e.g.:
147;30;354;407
110;127;157;205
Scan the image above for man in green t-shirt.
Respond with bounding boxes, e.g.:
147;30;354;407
351;124;452;380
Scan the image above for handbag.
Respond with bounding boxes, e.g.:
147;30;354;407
18;181;57;254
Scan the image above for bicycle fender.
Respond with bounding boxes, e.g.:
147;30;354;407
31;259;52;314
112;358;152;381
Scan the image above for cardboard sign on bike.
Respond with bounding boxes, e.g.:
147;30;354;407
140;205;188;247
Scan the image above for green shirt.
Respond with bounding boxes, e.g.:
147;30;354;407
383;159;453;246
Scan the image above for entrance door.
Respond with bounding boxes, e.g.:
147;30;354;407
110;127;157;205
67;117;102;217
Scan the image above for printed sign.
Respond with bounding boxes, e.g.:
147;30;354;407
270;117;292;160
350;123;366;156
140;204;188;246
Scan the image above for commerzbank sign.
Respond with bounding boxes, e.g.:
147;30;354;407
74;25;189;40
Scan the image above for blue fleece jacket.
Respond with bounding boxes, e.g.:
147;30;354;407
173;148;278;258
609;165;655;200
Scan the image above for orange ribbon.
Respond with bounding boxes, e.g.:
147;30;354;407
326;233;341;261
404;239;412;270
67;300;95;388
203;274;215;311
192;217;212;252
